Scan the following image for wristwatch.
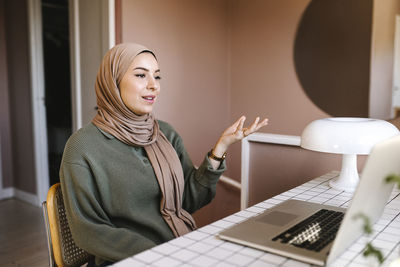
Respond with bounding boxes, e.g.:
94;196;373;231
208;149;227;162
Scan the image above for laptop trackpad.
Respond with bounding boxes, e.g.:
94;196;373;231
257;211;299;226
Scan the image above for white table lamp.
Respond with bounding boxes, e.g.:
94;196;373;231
301;118;399;192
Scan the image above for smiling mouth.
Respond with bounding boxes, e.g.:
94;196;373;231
142;96;156;102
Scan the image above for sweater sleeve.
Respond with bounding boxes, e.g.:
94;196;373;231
60;162;157;263
181;152;227;213
164;127;226;213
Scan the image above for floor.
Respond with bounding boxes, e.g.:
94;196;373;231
0;198;49;267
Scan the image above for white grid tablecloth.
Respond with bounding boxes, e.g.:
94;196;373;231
113;171;400;267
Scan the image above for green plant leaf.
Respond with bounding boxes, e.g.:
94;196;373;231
363;243;384;264
385;174;400;188
352;173;400;265
353;213;372;234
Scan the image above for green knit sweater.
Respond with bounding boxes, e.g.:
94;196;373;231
60;121;226;264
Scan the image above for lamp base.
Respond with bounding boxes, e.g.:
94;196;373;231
329;154;359;192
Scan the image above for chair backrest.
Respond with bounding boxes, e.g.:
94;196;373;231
42;183;92;267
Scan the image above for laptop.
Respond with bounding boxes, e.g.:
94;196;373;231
218;134;400;266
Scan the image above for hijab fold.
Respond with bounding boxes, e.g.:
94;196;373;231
92;43;196;237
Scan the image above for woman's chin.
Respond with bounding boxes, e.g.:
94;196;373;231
131;108;153;116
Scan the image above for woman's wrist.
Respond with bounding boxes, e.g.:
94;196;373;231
211;140;228;158
208;141;227;170
208;149;226;162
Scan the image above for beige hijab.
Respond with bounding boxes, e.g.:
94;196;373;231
92;43;196;237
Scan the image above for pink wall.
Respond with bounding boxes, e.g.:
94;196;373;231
121;0;231;165
229;0;326;135
226;0;330;179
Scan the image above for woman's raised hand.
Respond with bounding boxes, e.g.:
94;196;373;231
209;116;268;169
220;116;268;147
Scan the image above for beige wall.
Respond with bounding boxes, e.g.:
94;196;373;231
370;0;400;119
229;0;326;135
4;0;36;193
226;0;329;179
121;0;231;165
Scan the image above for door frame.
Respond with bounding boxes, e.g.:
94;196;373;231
392;15;400;118
69;0;82;132
28;0;115;205
27;0;49;205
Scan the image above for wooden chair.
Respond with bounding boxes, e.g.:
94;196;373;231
42;183;92;267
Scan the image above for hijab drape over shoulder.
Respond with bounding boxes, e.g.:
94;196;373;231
92;43;196;237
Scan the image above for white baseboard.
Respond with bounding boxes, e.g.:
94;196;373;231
0;187;14;199
0;187;40;206
219;175;241;190
15;188;40;206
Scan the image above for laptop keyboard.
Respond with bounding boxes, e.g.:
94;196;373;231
272;209;344;252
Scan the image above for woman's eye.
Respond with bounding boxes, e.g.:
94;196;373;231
155;75;162;80
135;74;145;78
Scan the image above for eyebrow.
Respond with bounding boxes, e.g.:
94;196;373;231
133;67;160;72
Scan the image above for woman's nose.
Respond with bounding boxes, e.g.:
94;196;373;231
147;77;158;91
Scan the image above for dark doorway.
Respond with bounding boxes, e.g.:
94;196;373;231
41;0;72;186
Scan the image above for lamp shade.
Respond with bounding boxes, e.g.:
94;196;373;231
301;118;399;155
301;117;399;192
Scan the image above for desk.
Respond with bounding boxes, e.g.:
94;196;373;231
113;172;400;267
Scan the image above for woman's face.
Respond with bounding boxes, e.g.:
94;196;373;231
119;52;161;115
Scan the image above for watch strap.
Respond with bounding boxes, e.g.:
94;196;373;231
208;149;227;162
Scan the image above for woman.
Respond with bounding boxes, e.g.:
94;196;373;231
60;43;268;266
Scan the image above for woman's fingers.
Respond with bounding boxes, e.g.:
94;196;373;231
233;116;245;128
226;116;245;133
242;117;269;137
237;116;246;132
243;119;255;136
249;117;260;132
217;116;268;149
226;115;268;139
255;118;269;130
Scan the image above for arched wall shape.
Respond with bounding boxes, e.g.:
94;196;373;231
294;0;373;117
